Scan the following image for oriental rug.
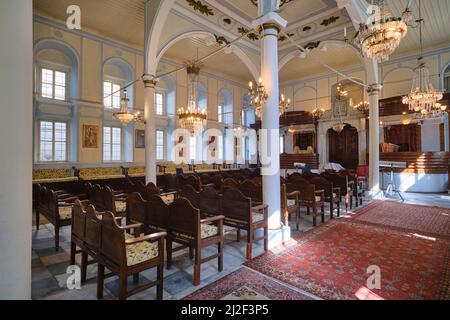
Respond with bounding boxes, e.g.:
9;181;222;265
182;267;313;300
245;219;450;300
347;200;450;239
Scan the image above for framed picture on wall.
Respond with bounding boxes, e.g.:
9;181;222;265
135;129;145;148
82;125;99;148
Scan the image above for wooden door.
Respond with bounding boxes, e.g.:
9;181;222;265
328;125;359;169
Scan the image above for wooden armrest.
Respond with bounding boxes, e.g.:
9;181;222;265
201;215;225;224
287;190;300;198
120;223;142;231
125;232;167;245
59;196;78;203
252;204;268;211
161;191;177;197
315;189;325;194
332;187;341;192
203;183;215;188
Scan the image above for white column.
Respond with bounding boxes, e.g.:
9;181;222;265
0;0;33;299
368;84;382;193
143;76;158;184
253;13;287;230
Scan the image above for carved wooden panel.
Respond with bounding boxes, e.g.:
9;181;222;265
384;124;421;152
328;125;359;169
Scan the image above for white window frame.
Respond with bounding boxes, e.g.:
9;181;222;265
103;77;124;109
190;136;197;161
218;105;223;123
103;126;123;162
155;91;165;116
38;65;69;101
156;130;165;161
38;120;68;163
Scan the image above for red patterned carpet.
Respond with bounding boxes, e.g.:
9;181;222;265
183;267;313;300
348;201;450;239
245;218;450;300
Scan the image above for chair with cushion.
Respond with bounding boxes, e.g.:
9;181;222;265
37;185;75;251
281;183;301;230
239;180;263;203
310;177;341;219
221;188;268;260
97;210;166;300
167;198;224;286
287;178;325;227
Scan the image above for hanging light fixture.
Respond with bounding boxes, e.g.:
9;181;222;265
402;0;444;115
332;83;347;134
355;0;408;62
279;94;291;117
178;62;207;136
248;78;268;118
354;101;370;118
311;108;325;123
113;89;144;126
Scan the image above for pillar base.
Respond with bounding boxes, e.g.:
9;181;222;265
256;226;291;250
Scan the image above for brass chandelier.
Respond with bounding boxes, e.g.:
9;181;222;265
248;79;290;118
355;0;408;62
178;63;207;136
402;0;444;115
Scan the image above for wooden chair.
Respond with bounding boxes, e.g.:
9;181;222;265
167;198;224;286
221;188;268;260
322;173;354;210
287;178;325;227
97;210;166;300
178;184;201;208
310;177;341;219
37;186;74;251
239;180;263;203
222;178;240;192
281;184;301;230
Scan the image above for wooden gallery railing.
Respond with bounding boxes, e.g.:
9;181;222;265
380;152;450;175
280;153;320;170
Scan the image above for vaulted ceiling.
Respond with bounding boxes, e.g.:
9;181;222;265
33;0;450;82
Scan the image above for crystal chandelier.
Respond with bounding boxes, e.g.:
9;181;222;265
412;103;447;120
113;89;145;125
402;0;444;115
178;63;207;135
355;0;408;62
248;78;268;119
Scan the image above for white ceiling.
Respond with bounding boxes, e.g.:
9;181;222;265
33;0;450;82
280;43;362;82
161;36;254;81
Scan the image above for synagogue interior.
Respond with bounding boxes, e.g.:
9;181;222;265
1;0;450;302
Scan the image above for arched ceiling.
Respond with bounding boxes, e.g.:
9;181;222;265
33;0;450;82
280;43;362;83
160;36;254;82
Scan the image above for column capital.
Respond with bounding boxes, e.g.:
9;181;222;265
142;74;159;88
252;12;287;33
367;83;383;96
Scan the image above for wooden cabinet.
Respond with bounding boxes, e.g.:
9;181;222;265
328;125;359;169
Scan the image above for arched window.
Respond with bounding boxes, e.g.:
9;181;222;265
102;58;134;162
103;59;133;109
444;65;450;93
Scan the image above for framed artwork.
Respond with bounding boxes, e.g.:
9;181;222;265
135;130;145;149
82;125;99;148
333;99;348;118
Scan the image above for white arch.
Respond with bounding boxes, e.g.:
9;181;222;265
146;0;177;76
156;30;259;81
279;40;364;71
440;61;450;90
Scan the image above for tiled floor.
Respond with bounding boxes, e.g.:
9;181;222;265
31;191;450;300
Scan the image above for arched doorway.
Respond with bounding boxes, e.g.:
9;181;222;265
328;124;359;169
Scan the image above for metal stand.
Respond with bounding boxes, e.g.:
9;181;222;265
384;165;404;201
